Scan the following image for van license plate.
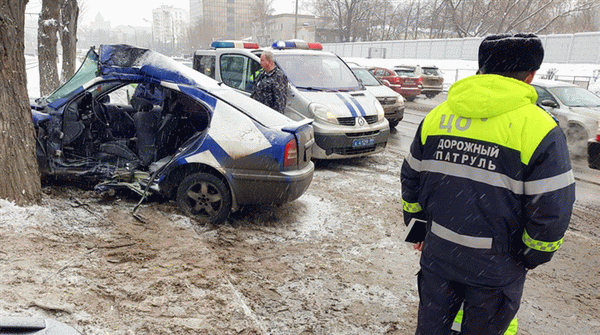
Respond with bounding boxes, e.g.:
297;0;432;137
352;138;375;148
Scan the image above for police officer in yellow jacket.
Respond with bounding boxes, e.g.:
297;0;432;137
401;33;575;334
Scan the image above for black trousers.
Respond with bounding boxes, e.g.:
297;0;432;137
415;267;525;335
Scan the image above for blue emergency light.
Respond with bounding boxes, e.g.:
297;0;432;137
211;41;259;49
271;40;323;50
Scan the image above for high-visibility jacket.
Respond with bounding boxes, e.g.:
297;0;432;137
401;74;575;286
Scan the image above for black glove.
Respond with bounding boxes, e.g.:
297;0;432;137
520;247;554;270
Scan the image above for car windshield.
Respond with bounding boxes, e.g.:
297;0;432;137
549;86;600;107
351;68;381;86
394;68;416;77
275;54;360;91
422;67;440;76
44;48;99;104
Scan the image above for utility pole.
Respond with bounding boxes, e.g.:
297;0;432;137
294;0;298;39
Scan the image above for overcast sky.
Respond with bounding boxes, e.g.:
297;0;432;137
25;0;297;27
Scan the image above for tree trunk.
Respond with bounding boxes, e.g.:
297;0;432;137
0;0;42;205
38;0;60;96
60;0;79;82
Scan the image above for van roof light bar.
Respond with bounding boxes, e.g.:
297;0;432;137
271;40;323;50
211;41;260;49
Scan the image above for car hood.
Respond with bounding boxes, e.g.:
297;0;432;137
364;85;400;99
299;90;378;117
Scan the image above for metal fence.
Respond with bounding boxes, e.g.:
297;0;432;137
323;32;600;64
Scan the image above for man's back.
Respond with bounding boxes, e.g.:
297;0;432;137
402;74;574;285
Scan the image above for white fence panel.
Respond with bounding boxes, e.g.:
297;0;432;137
322;32;600;64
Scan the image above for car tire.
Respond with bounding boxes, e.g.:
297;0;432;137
405;96;416;102
176;172;231;224
425;93;437;99
566;124;588;158
388;119;400;128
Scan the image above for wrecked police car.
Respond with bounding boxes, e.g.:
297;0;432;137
31;45;315;224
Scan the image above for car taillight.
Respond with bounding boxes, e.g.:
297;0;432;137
596;125;600;141
284;139;298;168
395;77;402;84
417;77;423;84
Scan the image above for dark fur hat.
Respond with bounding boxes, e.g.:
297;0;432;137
478;33;544;74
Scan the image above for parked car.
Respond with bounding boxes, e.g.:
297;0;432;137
419;65;444;98
369;66;421;101
31;45;315;224
531;79;600;158
348;63;404;128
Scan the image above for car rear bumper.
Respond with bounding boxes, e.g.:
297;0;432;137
421;86;443;94
588;139;600;170
230;162;315;205
389;84;421;97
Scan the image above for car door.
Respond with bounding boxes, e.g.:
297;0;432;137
215;50;261;95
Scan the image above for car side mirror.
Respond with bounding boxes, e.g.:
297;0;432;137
540;99;559;108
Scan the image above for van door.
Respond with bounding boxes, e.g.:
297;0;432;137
216;51;261;95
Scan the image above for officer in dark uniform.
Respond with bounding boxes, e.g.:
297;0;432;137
401;33;575;334
250;50;288;113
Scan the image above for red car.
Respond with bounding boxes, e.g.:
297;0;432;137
369;66;422;101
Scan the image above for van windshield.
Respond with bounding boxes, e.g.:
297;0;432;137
275;54;360;91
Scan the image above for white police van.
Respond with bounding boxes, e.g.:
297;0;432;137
193;40;390;159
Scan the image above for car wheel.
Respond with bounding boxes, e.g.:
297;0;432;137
176;173;232;224
425;93;437;99
405;96;416;102
566;124;588;158
388;119;400;128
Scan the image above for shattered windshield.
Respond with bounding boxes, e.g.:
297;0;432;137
549;86;600;107
275;54;360;91
44;48;99;104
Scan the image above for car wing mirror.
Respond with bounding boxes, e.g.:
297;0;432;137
540;99;559;108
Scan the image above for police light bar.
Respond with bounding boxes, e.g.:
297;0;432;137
271;40;323;50
211;41;259;49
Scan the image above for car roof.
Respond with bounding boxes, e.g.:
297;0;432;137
100;45;222;91
531;79;579;88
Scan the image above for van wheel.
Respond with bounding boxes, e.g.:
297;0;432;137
566;124;588;158
176;173;231;224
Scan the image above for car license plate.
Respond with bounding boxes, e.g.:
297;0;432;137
352;138;375;148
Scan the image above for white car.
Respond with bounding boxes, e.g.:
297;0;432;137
348;63;404;128
531;79;600;157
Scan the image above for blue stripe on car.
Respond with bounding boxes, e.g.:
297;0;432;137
180;86;217;110
336;93;358;117
347;95;366;117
